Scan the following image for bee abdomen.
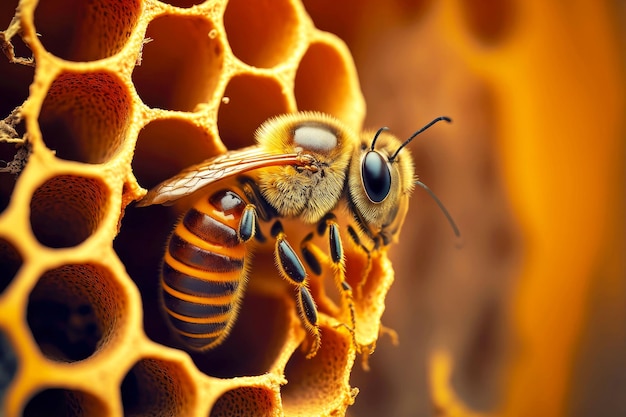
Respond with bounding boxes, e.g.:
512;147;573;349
161;197;247;350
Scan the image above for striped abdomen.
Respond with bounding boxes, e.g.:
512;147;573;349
161;189;249;350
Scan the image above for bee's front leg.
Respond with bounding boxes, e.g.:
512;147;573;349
302;214;359;353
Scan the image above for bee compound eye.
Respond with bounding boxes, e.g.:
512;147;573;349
361;151;391;203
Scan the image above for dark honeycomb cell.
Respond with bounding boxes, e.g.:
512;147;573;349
0;41;34;118
0;237;22;294
0;328;18;406
132;118;221;191
158;0;204;7
27;264;127;362
188;292;291;379
210;386;276;417
295;42;357;123
0;146;18;214
33;0;141;61
121;357;196;417
29;175;109;248
132;15;224;112
38;72;132;164
224;0;301;68
217;74;291;150
22;388;108;417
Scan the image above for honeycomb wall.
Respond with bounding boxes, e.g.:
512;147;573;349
0;0;370;416
2;1;625;417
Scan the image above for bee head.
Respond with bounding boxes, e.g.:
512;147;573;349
349;117;452;242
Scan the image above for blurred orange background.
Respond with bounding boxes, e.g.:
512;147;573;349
304;1;625;416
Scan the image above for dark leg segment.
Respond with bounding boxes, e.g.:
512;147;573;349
238;205;256;242
274;231;321;358
326;220;358;351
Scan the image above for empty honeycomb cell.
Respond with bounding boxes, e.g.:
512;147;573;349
120;357;197;417
0;41;34;117
210;386;277;417
26;263;128;362
294;42;355;122
132;14;224;112
159;0;204;7
0;138;28;213
189;293;292;379
0;328;18;406
38;71;132;164
29;175;109;248
132;118;222;190
224;0;300;68
0;237;22;294
282;326;353;415
22;388;108;417
217;73;291;149
460;0;515;44
32;0;141;61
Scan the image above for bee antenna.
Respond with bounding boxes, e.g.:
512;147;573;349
389;116;452;162
415;180;461;239
370;126;389;151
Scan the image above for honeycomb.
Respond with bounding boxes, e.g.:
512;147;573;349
0;0;377;415
2;0;625;417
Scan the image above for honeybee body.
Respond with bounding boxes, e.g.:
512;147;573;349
139;112;450;357
161;183;250;350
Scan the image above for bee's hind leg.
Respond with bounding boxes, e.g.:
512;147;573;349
272;221;321;358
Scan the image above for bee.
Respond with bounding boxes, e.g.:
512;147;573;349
137;112;457;358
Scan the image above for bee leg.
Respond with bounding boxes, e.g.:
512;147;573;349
273;223;321;358
238;205;257;242
297;285;321;358
326;219;359;353
346;225;373;300
303;218;359;351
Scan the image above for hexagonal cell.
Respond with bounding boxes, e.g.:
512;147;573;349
22;388;108;417
224;0;301;68
217;73;290;150
0;135;29;213
185;293;292;379
0;50;34;118
132;118;222;191
132;15;224;112
294;41;356;122
0;328;18;406
114;201;175;346
33;0;141;61
29;175;109;248
38;71;132;164
0;237;22;294
282;326;354;415
210;386;277;417
26;263;128;362
159;0;204;7
121;357;197;417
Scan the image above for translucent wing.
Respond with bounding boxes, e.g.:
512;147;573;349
137;146;317;207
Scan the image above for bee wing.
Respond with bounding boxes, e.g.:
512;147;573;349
137;146;316;207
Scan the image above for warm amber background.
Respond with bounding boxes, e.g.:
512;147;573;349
1;0;624;416
304;1;625;416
